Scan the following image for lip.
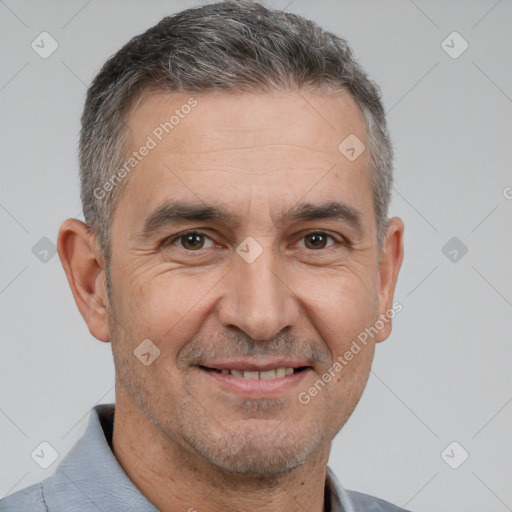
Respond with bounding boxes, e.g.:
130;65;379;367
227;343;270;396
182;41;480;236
196;365;312;398
199;360;310;372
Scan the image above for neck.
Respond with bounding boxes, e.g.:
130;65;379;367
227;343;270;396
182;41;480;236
112;385;331;512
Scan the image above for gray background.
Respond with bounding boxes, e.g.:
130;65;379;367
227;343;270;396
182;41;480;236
1;1;511;511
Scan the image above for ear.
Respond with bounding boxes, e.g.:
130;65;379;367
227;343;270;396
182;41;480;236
57;218;111;342
374;217;404;343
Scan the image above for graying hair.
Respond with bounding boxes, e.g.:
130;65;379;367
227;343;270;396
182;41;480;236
80;0;393;279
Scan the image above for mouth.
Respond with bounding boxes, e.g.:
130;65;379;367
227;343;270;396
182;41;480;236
199;365;309;380
196;363;312;398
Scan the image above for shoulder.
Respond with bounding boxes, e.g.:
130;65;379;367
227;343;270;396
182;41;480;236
0;482;48;512
346;490;412;512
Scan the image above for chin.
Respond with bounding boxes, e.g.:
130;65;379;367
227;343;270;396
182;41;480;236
180;420;323;477
193;441;308;477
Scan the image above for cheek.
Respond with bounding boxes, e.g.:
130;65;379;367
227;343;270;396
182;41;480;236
300;266;379;355
119;269;220;357
306;269;378;422
326;344;374;426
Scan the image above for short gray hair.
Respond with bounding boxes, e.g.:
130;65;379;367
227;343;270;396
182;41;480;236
80;0;393;273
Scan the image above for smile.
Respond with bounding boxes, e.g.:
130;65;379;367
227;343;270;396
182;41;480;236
197;364;311;397
201;366;308;380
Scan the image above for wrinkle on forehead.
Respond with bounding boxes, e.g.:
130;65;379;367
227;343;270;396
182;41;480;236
158;143;337;159
126;89;366;156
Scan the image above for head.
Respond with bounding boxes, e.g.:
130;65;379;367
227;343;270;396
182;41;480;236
58;0;403;478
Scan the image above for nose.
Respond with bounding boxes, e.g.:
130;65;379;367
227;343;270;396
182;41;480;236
217;245;300;341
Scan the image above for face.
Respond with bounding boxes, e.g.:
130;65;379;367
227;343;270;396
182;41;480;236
103;90;402;476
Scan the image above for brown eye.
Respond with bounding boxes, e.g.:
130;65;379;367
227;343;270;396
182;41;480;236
168;231;215;251
303;232;334;250
181;232;206;250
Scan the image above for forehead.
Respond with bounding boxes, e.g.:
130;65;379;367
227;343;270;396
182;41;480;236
127;88;366;155
115;89;374;233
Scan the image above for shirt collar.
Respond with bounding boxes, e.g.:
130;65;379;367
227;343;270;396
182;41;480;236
42;403;355;512
43;403;158;511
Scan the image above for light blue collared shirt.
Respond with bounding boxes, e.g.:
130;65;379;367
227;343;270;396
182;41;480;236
0;404;410;512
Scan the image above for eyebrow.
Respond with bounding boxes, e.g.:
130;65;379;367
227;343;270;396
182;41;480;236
138;199;363;239
280;201;362;231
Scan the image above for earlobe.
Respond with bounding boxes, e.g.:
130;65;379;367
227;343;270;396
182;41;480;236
375;217;404;343
57;218;111;342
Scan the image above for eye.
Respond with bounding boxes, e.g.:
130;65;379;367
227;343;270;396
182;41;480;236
299;232;337;250
167;231;215;251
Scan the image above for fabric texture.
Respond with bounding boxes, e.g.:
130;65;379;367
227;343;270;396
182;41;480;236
0;404;411;512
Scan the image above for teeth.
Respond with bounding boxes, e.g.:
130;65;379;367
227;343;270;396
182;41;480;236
217;367;297;380
259;369;276;380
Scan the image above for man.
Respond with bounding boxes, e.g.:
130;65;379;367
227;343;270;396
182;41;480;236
0;1;406;511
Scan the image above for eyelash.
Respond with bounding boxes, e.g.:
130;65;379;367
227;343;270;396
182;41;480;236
164;230;347;252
